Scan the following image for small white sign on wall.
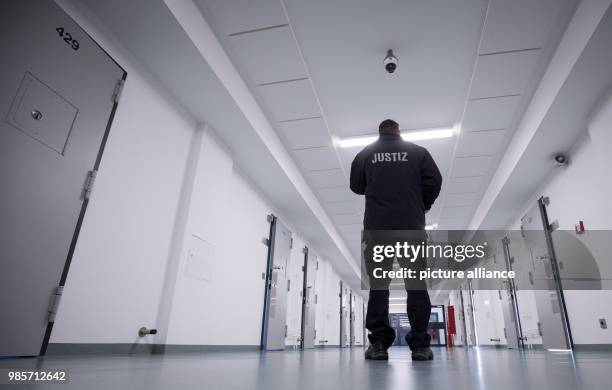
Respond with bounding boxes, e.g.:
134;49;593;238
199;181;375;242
185;234;215;282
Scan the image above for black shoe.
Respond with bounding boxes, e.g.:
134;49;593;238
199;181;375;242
411;347;433;361
365;342;388;360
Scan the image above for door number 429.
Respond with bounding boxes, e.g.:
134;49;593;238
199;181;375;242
55;27;79;51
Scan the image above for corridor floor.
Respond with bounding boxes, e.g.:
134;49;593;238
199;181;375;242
1;347;611;389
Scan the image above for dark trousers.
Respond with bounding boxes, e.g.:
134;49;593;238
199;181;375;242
366;289;431;349
362;230;431;350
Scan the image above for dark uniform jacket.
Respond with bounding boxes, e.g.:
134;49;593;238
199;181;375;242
349;133;442;230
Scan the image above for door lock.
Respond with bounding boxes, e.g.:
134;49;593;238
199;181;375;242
30;109;43;121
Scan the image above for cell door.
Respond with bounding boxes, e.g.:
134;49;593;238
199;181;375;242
349;292;355;346
300;248;317;349
261;215;292;350
339;282;350;347
463;282;478;346
521;197;573;350
0;0;126;357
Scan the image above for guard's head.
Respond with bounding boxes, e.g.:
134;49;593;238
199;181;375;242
379;119;400;135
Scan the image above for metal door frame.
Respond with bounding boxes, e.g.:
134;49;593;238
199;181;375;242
34;6;127;354
363;302;367;346
535;196;574;349
349;291;354;346
299;246;309;349
466;280;479;347
501;236;525;349
457;289;469;346
260;214;277;349
339;281;345;347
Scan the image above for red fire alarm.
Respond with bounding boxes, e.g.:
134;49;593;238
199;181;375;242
574;221;585;234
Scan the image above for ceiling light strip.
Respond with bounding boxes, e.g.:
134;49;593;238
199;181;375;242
339;127;455;148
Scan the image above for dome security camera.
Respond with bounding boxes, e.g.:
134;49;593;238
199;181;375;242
384;49;398;74
554;153;568;167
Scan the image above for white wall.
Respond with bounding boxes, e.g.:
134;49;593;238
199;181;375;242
51;0;197;344
162;129;268;345
508;89;612;345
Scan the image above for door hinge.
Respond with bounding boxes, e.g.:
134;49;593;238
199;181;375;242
47;286;64;323
113;79;125;103
549;220;559;231
284;325;288;337
287;279;291;292
290;237;293;249
83;170;98;200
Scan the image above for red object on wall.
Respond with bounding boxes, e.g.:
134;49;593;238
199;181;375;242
447;306;456;334
447;305;456;347
575;220;585;234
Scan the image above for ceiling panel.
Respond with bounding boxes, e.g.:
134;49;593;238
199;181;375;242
338;223;362;233
293;147;339;171
199;0;287;35
438;218;468;230
258;78;321;121
283;0;488;137
455;129;506;157
325;200;358;215
446;176;485;194
278;117;331;149
444;192;479;207
333;213;362;225
306;168;346;188
318;186;354;202
439;206;473;219
479;0;574;54
451;155;495;177
462;95;521;131
228;25;307;85
470;49;541;99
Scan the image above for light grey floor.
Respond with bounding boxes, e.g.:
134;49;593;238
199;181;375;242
1;347;611;389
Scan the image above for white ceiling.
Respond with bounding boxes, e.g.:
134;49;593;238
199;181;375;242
196;0;579;260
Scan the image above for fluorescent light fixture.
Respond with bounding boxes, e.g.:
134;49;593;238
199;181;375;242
339;127;454;148
339;135;379;148
389;297;406;300
403;128;454;142
547;349;573;352
425;223;438;230
389;303;407;306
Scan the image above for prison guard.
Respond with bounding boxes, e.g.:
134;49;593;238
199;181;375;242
349;133;442;230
